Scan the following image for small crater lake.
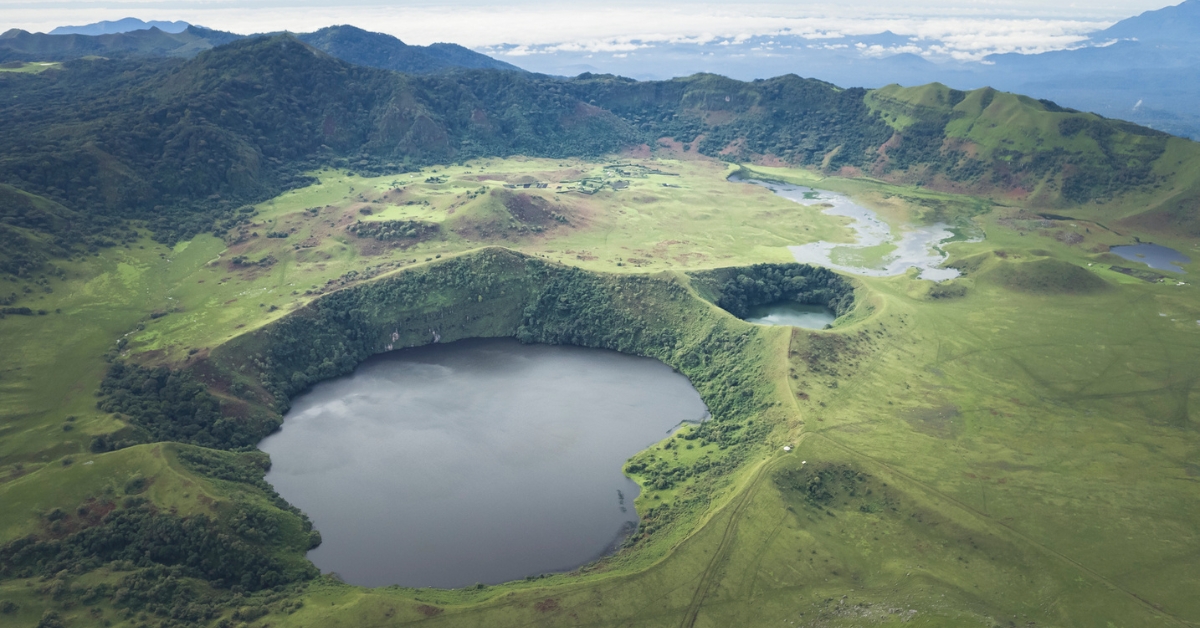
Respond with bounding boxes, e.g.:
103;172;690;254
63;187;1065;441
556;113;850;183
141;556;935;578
743;302;835;329
259;338;709;589
1110;243;1190;273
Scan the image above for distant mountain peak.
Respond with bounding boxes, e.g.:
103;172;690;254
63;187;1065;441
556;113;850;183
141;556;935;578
1096;0;1200;42
0;22;522;75
49;17;190;36
296;25;524;74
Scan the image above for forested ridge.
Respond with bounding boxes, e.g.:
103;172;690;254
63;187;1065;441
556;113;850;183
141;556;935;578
566;73;894;170
2;32;1189;273
0;35;637;248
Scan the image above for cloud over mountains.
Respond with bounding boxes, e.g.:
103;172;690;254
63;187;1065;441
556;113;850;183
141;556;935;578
1;1;1159;61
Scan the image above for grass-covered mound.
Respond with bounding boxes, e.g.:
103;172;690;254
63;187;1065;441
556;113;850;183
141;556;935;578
981;257;1110;295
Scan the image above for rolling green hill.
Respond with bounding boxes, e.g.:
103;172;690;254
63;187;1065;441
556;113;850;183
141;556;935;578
865;83;1200;234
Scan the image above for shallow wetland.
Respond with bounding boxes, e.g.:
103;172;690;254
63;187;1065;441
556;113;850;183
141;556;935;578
735;177;967;281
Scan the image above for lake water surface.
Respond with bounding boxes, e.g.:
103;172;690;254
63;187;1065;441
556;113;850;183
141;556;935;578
259;338;708;588
743;302;835;329
736;177;972;281
1110;243;1190;273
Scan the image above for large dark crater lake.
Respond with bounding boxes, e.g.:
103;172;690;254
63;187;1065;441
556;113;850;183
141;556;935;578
259;338;709;588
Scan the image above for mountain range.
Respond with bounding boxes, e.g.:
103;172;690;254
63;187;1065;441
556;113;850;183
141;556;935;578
0;24;521;75
7;4;1200;139
497;1;1200;141
49;17;190;36
2;29;1197;276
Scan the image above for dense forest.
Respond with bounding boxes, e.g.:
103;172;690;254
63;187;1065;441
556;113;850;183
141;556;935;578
566;73;894;170
694;263;856;320
96;363;281;451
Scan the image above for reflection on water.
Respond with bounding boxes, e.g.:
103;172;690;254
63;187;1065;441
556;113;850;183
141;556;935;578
1110;243;1190;273
736;177;974;281
259;338;708;589
743;302;835;329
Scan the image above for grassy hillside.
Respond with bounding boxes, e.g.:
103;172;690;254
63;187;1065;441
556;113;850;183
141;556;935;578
866;83;1200;233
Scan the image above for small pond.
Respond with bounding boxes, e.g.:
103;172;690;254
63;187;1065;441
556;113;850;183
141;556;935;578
735;176;976;281
743;302;835;329
1110;243;1190;273
259;338;709;588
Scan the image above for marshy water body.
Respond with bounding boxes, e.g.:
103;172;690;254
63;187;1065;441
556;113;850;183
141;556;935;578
259;338;709;588
737;177;969;281
1110;243;1190;273
743;302;835;329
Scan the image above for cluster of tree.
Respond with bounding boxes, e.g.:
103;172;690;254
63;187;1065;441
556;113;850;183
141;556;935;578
773;462;899;516
775;464;868;505
97;363;280;450
713;263;855;320
624;439;743;491
174;446;322;550
229;253;276;267
0;306;46;316
0;445;321;621
347;219;439;241
515;264;681;353
0;503;316;591
0;184;136;280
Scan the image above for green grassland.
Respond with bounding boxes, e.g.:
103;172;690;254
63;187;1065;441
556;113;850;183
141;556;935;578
1;151;1198;627
0;61;61;73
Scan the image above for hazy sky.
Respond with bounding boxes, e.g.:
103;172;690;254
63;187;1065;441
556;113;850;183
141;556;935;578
0;1;1184;59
